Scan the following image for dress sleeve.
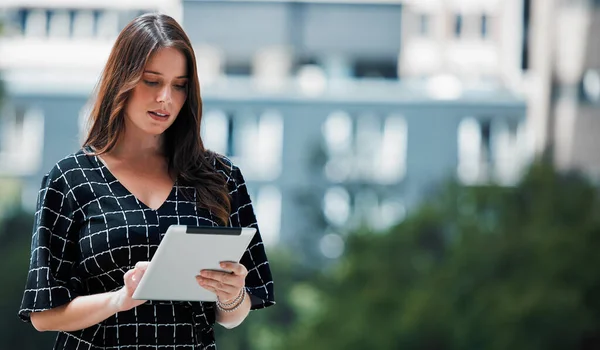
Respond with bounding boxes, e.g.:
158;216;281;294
18;164;84;322
228;165;275;310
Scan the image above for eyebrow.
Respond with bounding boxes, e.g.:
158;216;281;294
144;70;188;79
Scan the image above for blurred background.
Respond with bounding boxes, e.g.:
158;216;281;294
1;0;600;349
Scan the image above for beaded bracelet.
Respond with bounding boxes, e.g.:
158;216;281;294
217;288;246;312
218;288;244;307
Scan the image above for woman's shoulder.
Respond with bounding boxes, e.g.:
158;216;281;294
206;150;241;181
42;148;92;184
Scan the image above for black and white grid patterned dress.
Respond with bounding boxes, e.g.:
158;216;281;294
18;148;275;349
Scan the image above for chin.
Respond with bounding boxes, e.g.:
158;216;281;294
126;113;176;136
145;119;175;134
146;126;170;136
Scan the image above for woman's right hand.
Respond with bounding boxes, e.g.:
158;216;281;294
111;262;149;312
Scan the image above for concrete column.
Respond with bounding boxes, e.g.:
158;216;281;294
527;0;556;156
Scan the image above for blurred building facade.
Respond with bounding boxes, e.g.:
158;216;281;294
527;0;600;178
0;0;540;253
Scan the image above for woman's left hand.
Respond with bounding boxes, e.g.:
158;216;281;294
196;262;247;303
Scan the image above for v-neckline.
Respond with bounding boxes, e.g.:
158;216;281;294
88;147;176;212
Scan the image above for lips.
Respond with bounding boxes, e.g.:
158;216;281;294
147;109;171;123
148;109;170;118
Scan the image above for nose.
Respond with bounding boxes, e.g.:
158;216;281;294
156;85;172;104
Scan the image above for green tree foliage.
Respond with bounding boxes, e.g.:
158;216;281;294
0;210;56;349
285;161;600;350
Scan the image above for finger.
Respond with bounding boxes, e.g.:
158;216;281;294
123;270;138;295
200;270;235;285
124;268;134;278
196;277;235;300
123;269;135;284
202;268;245;289
132;268;144;283
216;275;244;290
196;276;238;295
220;262;247;277
194;275;218;292
200;283;219;295
135;261;150;271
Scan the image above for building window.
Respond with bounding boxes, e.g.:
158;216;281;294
294;57;318;74
581;69;600;103
481;14;488;38
96;10;119;38
18;9;28;35
78;104;92;144
323;112;407;184
376;115;407;184
355;113;381;180
232;110;258;163
323;111;353;154
323;190;405;235
224;62;252;76
72;10;95;38
457;117;493;184
521;0;531;71
458;117;528;185
419;13;430;36
226;115;236;157
457;117;483;184
24;9;47;37
354;60;398;79
202;109;283;180
323;111;353;182
0;106;44;176
254;186;282;246
492;120;523;185
455;14;463;38
92;10;102;36
255;110;283;179
202;109;230;156
323;186;351;227
48;10;71;37
351;189;379;230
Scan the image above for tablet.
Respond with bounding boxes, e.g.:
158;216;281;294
132;225;256;302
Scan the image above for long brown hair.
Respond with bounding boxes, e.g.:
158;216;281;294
83;13;231;225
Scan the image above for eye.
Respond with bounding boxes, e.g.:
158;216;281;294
174;83;188;91
143;80;158;87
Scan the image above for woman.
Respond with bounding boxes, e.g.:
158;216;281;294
18;13;275;349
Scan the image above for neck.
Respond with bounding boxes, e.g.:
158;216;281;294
111;125;165;161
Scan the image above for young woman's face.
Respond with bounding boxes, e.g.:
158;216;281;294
124;47;188;137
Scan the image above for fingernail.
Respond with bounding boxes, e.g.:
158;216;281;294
220;262;226;268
